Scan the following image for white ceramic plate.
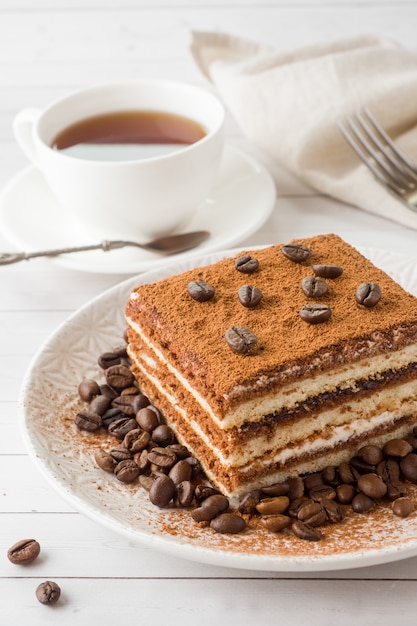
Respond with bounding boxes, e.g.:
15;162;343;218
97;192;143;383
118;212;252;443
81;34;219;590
0;145;275;274
18;246;417;572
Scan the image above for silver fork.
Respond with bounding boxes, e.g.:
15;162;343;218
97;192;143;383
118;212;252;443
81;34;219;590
337;107;417;211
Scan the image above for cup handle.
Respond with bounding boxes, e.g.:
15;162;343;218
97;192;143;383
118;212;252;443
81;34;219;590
13;108;42;165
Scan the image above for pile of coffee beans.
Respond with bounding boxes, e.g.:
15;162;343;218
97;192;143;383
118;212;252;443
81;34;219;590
75;340;246;535
75;338;417;542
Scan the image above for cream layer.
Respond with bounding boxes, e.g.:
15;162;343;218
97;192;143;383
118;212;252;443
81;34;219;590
131;348;417;468
127;317;417;429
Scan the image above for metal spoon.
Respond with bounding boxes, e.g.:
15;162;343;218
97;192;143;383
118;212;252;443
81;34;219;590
0;230;210;266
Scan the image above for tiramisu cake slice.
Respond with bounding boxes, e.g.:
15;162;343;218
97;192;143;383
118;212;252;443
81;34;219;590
125;234;417;502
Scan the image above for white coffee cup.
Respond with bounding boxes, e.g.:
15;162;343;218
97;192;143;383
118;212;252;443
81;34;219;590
13;80;225;240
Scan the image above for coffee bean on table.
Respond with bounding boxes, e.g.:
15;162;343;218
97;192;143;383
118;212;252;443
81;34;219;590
312;264;343;278
336;484;356;504
147;446;177;469
36;581;61;606
377;458;400;483
169;459;193;485
255;496;290;515
357;444;384;466
133;394;151;412
261;514;291;533
176;480;195;507
74;410;102;431
151;424;175;446
301;276;328;298
89;395;111;416
225;326;259;354
122;428;151;453
299;303;332;324
235;255;259;274
355;282;382;307
238;285;263;308
281;243;312;263
210;513;247;534
7;539;40;565
187;280;215;302
78;378;100;402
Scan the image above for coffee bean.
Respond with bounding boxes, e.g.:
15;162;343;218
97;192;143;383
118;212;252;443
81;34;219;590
301;275;328;298
312;264;343;279
351;492;374;514
287;477;305;500
309;485;336;502
322;498;344;523
322;466;339;487
94;448;117;472
288;496;311;518
282;243;312;263
191;494;229;522
136;406;160;432
114;459;140;483
303;472;324;491
386;480;407;501
210;513;247;534
297;502;327;527
336;483;356;505
176;480;195;507
148;446;177;469
377;458;400;483
90;395;111;416
392;497;413;518
122;428;151;453
291;520;322;541
167;444;190;459
355;282;382;307
383;438;413;458
338;462;360;484
133;394;151;412
110;447;132;462
256;496;290;515
151;424;175;446
149;475;176;508
225;326;259;355
261;514;291;533
261;482;290;497
78;378;100;402
111;394;137;416
169;459;193;485
107;417;137;439
36;581;61;606
400;453;417;483
102;407;125;428
7;539;40;565
238;490;262;514
349;455;376;474
299;303;332;324
99;384;119;401
357;445;384;466
104;364;135;390
235;255;259;274
74;410;102;431
194;485;220;502
98;351;121;369
187;280;215;302
237;285;263;308
134;449;149;472
357;473;387;499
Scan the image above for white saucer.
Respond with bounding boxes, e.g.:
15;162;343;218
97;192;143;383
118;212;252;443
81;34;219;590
0;145;276;274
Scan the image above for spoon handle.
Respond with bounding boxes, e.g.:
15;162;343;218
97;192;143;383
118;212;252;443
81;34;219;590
0;240;129;265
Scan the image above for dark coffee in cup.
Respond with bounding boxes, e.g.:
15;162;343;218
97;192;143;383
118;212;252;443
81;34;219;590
51;110;207;161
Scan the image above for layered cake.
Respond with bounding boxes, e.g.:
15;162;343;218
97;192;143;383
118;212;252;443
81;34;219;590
125;234;417;501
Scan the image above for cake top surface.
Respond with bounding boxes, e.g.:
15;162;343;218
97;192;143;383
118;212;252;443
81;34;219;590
126;234;417;399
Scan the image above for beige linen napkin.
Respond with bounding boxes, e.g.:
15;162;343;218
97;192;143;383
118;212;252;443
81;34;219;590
191;31;417;230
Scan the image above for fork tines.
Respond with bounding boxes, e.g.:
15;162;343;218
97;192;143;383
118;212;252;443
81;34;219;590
337;107;417;196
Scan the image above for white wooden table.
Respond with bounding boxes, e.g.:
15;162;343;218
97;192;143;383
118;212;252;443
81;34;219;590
2;1;417;623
